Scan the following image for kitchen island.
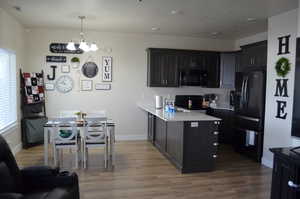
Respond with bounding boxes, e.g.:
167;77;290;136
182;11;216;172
138;103;222;173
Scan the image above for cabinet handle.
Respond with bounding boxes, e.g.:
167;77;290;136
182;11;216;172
214;121;220;125
166;80;168;85
213;155;217;158
288;181;300;188
214;131;219;135
213;142;218;146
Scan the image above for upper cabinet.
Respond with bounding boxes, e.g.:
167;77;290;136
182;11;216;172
147;48;179;87
240;41;267;71
147;48;220;88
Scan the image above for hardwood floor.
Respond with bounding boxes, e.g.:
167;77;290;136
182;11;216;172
16;141;272;199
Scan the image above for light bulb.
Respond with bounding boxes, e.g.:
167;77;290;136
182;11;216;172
90;43;98;51
66;41;76;51
79;41;90;52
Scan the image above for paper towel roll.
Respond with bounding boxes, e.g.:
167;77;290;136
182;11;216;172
155;96;163;109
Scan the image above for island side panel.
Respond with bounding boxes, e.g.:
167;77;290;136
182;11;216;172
165;121;184;169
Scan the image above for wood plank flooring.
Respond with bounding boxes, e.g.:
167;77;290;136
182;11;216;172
15;141;272;199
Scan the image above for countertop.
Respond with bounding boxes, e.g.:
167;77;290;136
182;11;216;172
138;102;222;122
210;104;234;111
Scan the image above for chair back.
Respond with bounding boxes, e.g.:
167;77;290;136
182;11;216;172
54;118;78;144
59;110;80;118
86;110;106;119
84;117;107;143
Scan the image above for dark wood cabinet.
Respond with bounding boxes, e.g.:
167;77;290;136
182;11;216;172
147;48;179;87
270;148;300;199
207;108;234;145
147;48;220;88
147;113;155;143
182;121;219;172
240;41;267;71
154;117;167;152
165;122;184;168
153;117;220;173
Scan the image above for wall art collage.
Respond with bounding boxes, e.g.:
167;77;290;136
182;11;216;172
45;43;112;93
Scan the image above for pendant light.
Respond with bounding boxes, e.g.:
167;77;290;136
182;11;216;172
66;16;98;52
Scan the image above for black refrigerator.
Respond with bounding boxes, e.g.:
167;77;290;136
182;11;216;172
233;69;266;162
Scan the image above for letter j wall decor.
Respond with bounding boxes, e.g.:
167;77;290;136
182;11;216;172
102;56;112;82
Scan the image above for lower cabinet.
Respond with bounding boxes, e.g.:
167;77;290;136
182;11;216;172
147;113;155;143
153;117;219;173
270;148;300;199
207;108;234;144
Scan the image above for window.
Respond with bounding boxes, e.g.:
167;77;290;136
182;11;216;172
0;49;17;132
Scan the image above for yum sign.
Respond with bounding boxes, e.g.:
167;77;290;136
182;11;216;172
274;35;291;120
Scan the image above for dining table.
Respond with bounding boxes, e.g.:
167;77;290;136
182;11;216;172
43;118;115;169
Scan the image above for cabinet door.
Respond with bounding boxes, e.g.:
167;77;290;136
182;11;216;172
271;156;299;199
166;122;184;166
147;51;164;87
206;52;220;88
220;53;236;89
235;51;243;72
253;43;267;67
147;113;155;143
242;47;255;68
155;117;166;152
147;49;179;87
164;54;179;87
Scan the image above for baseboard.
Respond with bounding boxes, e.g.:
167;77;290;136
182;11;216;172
12;142;22;155
262;157;273;168
115;134;147;141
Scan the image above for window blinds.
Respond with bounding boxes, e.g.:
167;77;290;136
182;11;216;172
0;49;17;132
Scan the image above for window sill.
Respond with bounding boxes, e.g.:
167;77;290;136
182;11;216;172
0;121;18;135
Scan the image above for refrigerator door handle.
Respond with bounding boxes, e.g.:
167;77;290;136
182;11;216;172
244;76;249;106
241;77;246;105
236;115;260;122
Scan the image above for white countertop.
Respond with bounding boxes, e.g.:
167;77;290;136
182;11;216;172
138;102;222;122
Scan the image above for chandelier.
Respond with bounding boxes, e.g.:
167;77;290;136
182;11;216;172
66;16;98;52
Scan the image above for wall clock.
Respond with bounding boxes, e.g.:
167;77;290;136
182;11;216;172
55;75;74;93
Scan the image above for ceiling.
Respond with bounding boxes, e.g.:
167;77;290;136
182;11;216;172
0;0;298;39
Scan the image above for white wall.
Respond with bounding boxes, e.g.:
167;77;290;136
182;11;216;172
24;28;235;140
0;8;25;153
262;9;299;168
235;32;268;50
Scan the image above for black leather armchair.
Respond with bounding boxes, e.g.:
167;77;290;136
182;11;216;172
0;135;80;199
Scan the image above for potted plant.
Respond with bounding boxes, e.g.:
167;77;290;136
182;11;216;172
71;57;80;68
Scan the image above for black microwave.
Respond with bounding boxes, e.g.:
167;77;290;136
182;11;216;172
180;69;208;86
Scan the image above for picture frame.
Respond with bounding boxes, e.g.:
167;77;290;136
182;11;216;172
95;83;111;90
61;64;70;73
45;83;55;91
102;56;112;82
81;80;93;91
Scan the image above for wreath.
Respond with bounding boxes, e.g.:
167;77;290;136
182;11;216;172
275;57;291;78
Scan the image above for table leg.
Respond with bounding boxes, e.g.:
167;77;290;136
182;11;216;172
110;125;115;168
44;127;49;165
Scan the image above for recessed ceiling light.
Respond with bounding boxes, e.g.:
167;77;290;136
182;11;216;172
171;10;182;15
12;5;22;12
247;18;256;22
151;27;160;31
211;32;220;36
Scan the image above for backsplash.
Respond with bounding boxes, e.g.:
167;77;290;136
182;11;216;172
140;87;232;107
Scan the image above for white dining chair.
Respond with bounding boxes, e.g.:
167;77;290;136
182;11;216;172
86;110;106;118
53;118;80;169
59;110;80;118
82;117;108;169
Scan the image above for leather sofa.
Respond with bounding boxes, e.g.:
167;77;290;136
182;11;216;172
0;135;80;199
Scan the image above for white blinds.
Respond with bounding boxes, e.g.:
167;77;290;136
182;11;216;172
0;49;17;131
